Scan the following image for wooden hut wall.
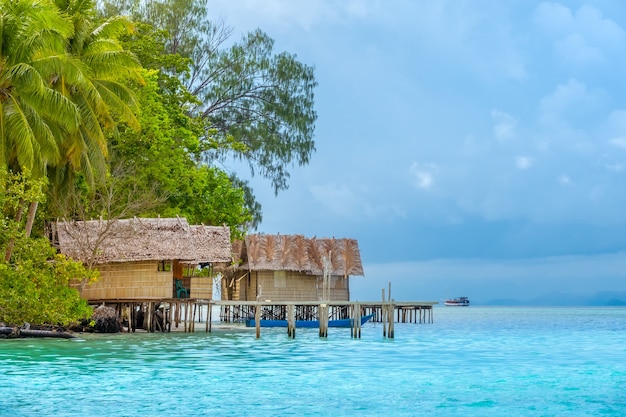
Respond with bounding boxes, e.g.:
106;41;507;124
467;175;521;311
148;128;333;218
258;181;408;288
231;275;241;301
189;276;213;299
238;273;250;301
229;273;247;301
73;261;172;300
220;276;228;300
253;270;318;301
316;275;350;301
239;271;255;301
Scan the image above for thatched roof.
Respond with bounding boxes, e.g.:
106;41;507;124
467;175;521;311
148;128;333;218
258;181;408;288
237;234;364;277
51;218;231;264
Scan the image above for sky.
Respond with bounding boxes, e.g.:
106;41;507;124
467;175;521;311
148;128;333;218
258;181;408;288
209;0;626;304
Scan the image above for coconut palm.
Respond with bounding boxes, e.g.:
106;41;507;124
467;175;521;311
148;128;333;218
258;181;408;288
2;0;143;261
0;0;80;174
1;0;82;259
46;0;142;215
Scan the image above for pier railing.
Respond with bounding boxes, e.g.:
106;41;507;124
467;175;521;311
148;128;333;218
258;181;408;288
88;299;438;339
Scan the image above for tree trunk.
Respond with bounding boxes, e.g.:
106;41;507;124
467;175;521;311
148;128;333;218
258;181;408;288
24;200;38;238
4;200;25;262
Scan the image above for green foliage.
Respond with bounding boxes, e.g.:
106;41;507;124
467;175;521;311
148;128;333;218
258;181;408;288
109;70;252;237
0;0;80;175
163;166;253;240
101;0;317;205
0;238;95;326
46;0;143;199
195;28;317;194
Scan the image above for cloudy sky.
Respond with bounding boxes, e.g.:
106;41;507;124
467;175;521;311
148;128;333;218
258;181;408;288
210;0;626;303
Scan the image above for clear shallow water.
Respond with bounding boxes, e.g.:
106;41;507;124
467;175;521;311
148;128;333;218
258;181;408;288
1;307;625;416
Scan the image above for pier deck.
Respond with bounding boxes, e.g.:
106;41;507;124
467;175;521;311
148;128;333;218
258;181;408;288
90;299;438;338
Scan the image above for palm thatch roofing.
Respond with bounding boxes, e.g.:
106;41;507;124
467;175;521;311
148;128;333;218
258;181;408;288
50;217;231;265
233;234;364;277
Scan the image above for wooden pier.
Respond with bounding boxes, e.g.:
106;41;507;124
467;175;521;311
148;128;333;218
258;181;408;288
90;299;437;339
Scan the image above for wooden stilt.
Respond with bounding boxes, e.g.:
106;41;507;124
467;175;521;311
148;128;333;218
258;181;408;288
205;302;210;332
351;303;362;339
208;302;213;333
319;304;328;338
146;302;153;332
382;289;387;338
388;299;395;339
192;302;197;332
255;303;261;339
287;304;296;339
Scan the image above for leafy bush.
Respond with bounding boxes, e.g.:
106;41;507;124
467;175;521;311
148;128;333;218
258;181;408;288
0;238;96;326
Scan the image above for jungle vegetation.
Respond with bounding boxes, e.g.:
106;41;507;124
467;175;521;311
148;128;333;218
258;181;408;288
0;0;316;326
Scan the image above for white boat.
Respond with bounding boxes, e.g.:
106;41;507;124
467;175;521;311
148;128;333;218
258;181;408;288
444;296;470;306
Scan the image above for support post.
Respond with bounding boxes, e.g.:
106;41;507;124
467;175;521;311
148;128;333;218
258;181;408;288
319;304;328;338
255;303;261;339
287;304;296;339
388;299;395;339
382;289;387;338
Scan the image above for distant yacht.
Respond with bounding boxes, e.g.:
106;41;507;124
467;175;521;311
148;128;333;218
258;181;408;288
444;296;470;306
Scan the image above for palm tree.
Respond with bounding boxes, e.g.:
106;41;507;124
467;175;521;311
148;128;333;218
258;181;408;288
2;0;143;260
46;0;142;217
1;0;82;260
0;0;80;173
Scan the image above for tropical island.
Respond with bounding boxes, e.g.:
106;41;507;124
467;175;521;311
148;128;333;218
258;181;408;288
0;0;317;335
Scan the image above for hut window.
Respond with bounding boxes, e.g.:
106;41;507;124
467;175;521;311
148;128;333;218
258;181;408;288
274;270;286;288
158;261;171;272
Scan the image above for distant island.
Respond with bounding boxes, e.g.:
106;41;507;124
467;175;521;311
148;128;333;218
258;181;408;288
480;290;626;307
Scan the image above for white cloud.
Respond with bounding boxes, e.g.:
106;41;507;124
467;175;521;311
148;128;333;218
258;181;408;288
309;182;357;217
492;110;518;142
533;2;573;35
605;163;626;172
533;3;626;67
539;78;602;123
553;33;605;67
210;0;381;32
609;137;626;149
516;156;533;170
558;174;572;185
364;202;408;220
410;162;438;190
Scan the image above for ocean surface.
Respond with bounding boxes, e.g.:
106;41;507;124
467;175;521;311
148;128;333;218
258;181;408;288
1;306;625;416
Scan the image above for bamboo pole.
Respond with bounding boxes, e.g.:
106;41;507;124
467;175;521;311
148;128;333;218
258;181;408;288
382;289;387;338
319;304;328;338
184;301;189;332
192;302;197;332
389;299;395;339
146;302;153;332
255;303;261;339
287;304;296;339
129;303;135;332
352;302;362;339
204;301;211;333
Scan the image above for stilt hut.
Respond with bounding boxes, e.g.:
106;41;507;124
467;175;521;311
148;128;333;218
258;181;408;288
223;234;364;302
49;218;231;301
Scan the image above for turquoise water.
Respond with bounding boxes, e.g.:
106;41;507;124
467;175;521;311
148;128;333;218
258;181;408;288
1;307;625;416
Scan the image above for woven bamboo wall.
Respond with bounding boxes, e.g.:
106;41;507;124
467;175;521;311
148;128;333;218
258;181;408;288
220;276;228;300
242;272;258;301
254;271;318;301
236;273;249;301
229;274;241;301
189;276;213;299
72;261;172;300
317;276;349;301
